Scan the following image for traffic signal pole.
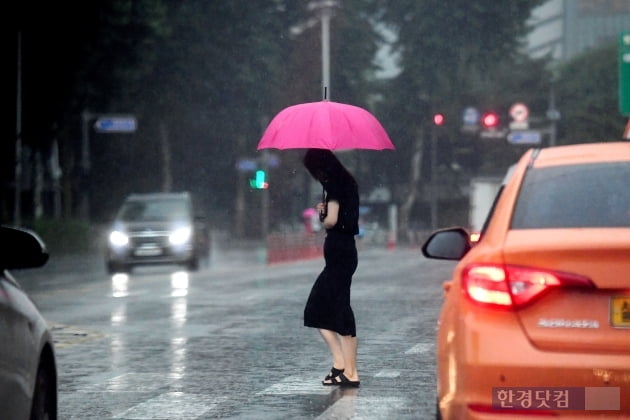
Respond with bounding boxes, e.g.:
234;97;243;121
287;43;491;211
260;150;270;240
430;122;438;230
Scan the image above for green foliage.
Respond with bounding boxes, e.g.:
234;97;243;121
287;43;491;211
27;219;98;254
375;0;549;179
555;42;627;143
14;1;622;236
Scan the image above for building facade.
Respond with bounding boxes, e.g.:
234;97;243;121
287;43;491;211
526;0;630;61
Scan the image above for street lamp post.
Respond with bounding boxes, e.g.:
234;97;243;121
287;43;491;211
430;123;438;230
80;110;93;220
308;0;339;99
547;80;561;146
14;32;22;226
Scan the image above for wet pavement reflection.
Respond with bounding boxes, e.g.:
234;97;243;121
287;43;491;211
18;237;451;419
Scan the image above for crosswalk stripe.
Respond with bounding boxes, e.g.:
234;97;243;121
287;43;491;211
374;370;400;378
405;342;434;354
258;375;331;395
113;392;223;419
316;396;406;419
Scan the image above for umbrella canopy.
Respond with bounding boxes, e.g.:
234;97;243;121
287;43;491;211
257;100;395;151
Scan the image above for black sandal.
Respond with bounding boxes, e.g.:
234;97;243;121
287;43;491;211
323;367;344;384
323;372;360;388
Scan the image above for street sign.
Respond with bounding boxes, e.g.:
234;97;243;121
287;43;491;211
94;116;137;133
507;130;541;145
509;102;529;123
462;107;480;125
236;159;257;172
509;121;529;130
480;129;507;139
619;31;630;116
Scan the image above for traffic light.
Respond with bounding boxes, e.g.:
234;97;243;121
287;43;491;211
250;170;268;189
433;113;445;126
481;111;499;129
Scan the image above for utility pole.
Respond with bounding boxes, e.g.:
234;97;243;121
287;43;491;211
80;110;92;220
547;80;561;146
14;32;22;226
430;122;438;230
308;0;339;99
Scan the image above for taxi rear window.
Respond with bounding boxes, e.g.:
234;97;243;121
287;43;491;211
511;162;630;228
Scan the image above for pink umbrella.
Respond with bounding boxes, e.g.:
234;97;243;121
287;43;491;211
257;100;395;151
302;207;318;218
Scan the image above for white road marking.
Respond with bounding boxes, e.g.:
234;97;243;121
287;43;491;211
80;373;167;392
114;392;223;419
374;370;400;378
405;342;434;354
258;375;331;395
316;396;406;419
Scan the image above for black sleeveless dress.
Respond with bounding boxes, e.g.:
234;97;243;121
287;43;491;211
303;180;359;337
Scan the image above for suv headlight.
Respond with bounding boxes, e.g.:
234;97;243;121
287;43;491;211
169;227;192;245
109;230;129;247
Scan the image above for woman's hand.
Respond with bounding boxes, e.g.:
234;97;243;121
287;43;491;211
321;200;339;229
317;202;327;222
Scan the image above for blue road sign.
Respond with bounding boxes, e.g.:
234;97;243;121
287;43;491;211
236;159;257;172
462;107;480;125
507;130;541;145
94;116;137;133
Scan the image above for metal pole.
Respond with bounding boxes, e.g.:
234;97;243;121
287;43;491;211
309;0;338;99
321;7;331;99
14;32;22;226
430;124;438;230
547;81;559;147
546;44;562;147
80;110;92;220
261;150;270;240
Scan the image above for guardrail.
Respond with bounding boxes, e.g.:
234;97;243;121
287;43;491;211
266;232;324;264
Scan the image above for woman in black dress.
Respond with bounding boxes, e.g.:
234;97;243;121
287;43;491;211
302;148;360;387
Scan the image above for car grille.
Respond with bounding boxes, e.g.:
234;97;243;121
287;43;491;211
129;231;170;247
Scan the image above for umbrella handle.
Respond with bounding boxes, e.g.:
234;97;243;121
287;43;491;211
319;187;327;222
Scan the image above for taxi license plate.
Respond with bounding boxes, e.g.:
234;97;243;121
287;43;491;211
610;296;630;328
135;248;162;257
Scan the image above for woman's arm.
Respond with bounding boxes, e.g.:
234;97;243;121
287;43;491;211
321;200;339;229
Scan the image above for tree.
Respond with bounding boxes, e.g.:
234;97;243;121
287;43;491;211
7;1;171;222
375;0;547;234
555;42;627;144
6;0;387;239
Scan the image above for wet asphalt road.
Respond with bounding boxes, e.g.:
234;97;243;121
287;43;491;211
17;236;455;419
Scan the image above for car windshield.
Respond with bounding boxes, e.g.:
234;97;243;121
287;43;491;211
118;199;189;223
511;162;630;229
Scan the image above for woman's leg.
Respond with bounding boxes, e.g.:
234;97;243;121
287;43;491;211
339;335;359;381
318;329;345;370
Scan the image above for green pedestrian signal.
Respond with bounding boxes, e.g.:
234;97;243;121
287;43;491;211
250;170;268;189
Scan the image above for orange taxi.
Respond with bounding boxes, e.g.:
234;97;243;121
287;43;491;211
422;142;630;419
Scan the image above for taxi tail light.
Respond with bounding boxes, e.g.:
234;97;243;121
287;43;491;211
462;264;594;308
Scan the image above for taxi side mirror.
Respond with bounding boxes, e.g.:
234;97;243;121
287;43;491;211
421;227;471;261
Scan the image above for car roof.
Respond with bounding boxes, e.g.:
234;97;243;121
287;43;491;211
532;141;630;168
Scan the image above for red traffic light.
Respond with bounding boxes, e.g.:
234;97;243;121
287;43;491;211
433;113;445;126
481;112;499;128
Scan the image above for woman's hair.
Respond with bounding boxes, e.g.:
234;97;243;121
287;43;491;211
303;148;357;189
